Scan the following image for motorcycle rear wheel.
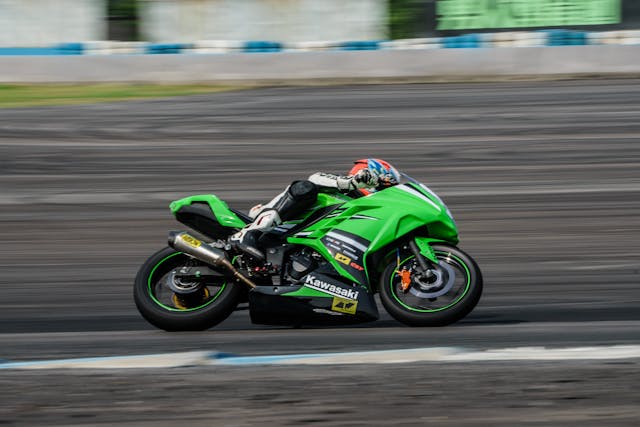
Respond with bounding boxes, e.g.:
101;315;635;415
134;247;241;331
379;244;482;327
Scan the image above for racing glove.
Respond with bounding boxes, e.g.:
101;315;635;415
351;168;377;187
309;169;377;193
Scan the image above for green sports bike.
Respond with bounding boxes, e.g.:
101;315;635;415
134;173;482;330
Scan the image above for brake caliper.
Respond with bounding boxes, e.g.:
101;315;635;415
396;266;412;292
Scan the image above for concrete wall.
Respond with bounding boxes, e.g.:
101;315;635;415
0;0;106;47
139;0;388;43
2;45;640;83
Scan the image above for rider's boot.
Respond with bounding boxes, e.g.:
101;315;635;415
229;209;280;261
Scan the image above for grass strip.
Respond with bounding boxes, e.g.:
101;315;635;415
0;84;249;108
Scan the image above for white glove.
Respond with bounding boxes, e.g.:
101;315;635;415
309;171;376;193
351;169;377;187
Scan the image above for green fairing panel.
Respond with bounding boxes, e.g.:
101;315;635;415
314;193;351;208
286;236;362;285
295;185;458;252
282;192;359;296
170;195;246;228
285;192;361;285
413;236;441;264
287;185;458;288
359;186;457;250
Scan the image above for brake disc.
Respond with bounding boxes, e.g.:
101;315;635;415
409;261;456;298
166;270;201;295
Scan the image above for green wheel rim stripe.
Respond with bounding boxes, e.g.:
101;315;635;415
147;252;226;312
390;251;471;313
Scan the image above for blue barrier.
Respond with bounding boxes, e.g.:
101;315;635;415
57;42;84;54
340;41;381;51
442;34;482;48
543;30;588;46
145;43;191;54
0;43;83;56
0;47;60;55
243;41;282;52
6;29;637;56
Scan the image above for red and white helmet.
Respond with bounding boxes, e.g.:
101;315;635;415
349;158;401;192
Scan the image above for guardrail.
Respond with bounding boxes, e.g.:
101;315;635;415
2;44;640;83
2;30;640;55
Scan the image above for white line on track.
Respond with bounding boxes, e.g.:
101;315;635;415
1;345;639;370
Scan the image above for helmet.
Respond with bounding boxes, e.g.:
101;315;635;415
349;158;401;191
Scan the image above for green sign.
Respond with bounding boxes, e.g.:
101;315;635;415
437;0;622;30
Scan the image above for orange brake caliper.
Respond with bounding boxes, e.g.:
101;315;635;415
397;267;412;292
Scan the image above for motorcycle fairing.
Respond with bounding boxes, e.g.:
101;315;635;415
248;272;379;325
286;183;458;288
170;193;346;240
170;195;249;239
169;183;458;291
414;236;440;264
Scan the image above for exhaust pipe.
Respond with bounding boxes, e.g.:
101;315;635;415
168;231;256;289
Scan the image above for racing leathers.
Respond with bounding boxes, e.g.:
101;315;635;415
229;169;378;260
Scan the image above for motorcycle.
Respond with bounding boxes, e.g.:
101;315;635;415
133;173;482;330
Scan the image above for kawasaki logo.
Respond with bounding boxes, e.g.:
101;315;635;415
304;275;359;300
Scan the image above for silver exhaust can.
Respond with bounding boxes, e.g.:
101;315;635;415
168;231;256;289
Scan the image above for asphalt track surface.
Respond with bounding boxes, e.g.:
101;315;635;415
1;80;639;425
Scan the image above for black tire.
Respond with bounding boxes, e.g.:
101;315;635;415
133;247;241;331
379;244;482;327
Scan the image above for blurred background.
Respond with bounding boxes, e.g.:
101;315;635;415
1;0;639;45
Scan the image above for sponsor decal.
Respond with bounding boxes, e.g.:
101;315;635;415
437;0;621;30
323;236;364;261
182;234;201;248
321;230;370;284
325;236;342;247
342;249;358;259
334;253;352;265
327;243;342;252
350;261;364;271
304;274;359;300
332;297;358;315
325;231;369;253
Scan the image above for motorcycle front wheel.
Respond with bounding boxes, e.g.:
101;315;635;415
133;247;241;331
379;244;482;327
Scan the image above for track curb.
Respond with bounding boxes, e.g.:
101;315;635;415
1;345;639;370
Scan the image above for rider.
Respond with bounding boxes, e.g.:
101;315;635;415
230;158;401;260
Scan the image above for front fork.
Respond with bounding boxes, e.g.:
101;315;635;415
411;237;440;265
398;237;442;292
